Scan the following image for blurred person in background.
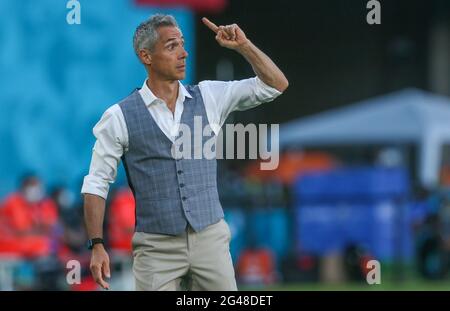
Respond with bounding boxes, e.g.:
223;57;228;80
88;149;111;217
82;13;288;290
411;186;449;279
0;174;61;289
0;174;59;258
50;186;88;262
50;186;96;290
236;239;277;287
107;186;135;253
416;213;448;280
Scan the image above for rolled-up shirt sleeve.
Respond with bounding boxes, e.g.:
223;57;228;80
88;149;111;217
81;105;127;200
199;76;282;127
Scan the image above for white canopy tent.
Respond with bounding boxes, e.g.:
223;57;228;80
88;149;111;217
279;88;450;188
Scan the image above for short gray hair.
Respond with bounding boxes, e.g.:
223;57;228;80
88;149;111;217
133;14;179;56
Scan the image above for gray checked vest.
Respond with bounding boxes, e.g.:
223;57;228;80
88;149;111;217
118;85;224;235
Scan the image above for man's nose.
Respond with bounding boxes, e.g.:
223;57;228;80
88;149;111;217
180;47;188;59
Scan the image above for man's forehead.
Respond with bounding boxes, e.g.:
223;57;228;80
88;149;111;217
157;26;183;42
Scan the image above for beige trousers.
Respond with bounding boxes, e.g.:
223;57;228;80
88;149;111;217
132;218;237;291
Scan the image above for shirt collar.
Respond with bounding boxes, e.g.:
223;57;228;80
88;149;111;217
139;79;192;107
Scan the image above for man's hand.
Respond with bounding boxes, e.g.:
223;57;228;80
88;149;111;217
89;244;111;290
202;17;250;51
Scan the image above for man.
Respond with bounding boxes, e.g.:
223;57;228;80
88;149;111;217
81;14;288;291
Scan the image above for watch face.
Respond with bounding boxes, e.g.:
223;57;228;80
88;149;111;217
87;238;103;249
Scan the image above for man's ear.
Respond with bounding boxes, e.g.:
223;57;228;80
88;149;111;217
138;49;152;66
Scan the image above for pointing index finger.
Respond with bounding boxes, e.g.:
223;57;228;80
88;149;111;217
202;17;219;34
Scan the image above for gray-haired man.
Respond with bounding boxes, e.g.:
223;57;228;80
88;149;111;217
81;14;288;291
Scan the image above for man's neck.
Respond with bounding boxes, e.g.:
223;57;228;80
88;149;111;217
147;77;179;113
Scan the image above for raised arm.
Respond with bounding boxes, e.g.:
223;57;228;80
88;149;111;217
202;17;289;92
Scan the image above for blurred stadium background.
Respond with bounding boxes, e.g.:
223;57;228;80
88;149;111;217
1;0;450;290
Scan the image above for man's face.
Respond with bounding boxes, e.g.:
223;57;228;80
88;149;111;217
147;26;188;81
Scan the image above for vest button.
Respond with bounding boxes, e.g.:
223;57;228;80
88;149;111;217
182;196;187;201
177;170;183;174
180;183;185;188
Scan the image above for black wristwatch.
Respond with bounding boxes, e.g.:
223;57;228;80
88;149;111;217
87;238;104;250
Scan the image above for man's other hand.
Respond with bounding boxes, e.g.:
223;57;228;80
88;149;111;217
89;244;111;290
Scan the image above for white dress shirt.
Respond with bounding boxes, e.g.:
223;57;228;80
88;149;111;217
81;77;282;199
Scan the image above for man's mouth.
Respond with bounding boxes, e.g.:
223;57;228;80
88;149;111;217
177;64;186;70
